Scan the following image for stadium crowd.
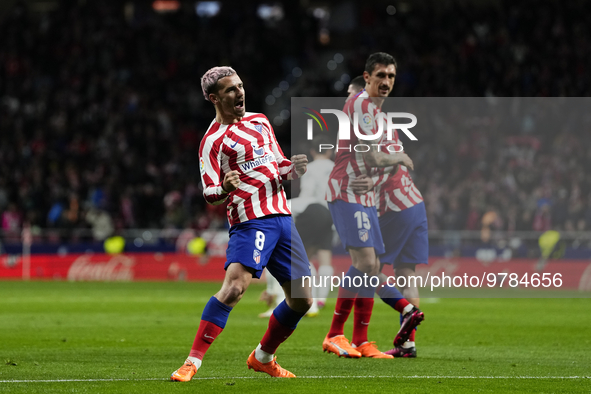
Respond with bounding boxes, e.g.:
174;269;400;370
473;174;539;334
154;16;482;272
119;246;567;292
1;1;590;241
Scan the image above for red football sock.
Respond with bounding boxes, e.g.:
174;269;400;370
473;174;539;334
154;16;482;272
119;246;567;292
352;297;374;346
393;298;410;314
259;314;295;354
327;287;357;338
409;329;416;342
189;320;224;359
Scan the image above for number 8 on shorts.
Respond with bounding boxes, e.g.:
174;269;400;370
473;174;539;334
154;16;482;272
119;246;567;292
255;231;265;250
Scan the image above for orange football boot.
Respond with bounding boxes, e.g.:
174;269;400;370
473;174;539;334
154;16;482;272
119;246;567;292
246;350;296;378
322;335;362;358
170;359;197;382
355;342;394;359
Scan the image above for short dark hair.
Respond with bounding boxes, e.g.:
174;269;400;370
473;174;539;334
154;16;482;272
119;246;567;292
349;75;365;89
311;135;333;153
364;52;397;75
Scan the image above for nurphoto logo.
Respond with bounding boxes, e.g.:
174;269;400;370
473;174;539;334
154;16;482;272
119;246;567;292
303;108;418;153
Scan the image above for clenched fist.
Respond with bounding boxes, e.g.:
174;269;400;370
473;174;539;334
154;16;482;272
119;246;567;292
222;170;240;193
291;154;308;177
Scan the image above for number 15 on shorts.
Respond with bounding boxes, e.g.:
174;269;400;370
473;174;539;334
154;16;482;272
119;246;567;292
354;211;370;243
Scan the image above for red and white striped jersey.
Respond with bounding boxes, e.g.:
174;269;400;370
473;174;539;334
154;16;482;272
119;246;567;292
199;112;296;227
373;129;423;216
326;90;380;207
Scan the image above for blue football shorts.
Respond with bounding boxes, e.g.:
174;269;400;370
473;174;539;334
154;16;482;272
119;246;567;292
225;214;311;284
378;202;428;267
328;199;385;255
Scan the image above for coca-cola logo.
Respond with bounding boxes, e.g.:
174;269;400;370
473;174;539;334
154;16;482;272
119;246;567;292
67;255;135;281
418;259;459;278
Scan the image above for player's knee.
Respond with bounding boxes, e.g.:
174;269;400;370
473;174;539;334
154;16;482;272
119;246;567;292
355;259;378;274
396;264;416;277
290;297;313;313
221;282;247;304
303;297;313;310
396;267;417;286
350;248;379;274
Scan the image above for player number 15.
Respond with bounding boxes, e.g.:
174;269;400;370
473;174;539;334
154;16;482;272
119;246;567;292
354;211;371;230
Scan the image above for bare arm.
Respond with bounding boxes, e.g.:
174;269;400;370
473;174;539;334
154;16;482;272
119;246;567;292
363;150;414;170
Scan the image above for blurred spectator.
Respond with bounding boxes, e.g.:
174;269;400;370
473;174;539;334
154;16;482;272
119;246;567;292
1;203;21;234
533;204;552;232
163;191;184;229
481;206;502;243
0;178;8;211
516;210;534;232
551;189;569;230
85;208;114;241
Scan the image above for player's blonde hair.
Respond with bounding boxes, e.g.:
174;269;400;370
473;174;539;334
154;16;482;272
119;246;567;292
201;66;236;101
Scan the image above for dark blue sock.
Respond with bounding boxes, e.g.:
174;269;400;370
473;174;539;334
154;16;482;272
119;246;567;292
342;265;365;294
273;300;305;329
345;266;378;298
201;296;233;328
377;284;405;309
357;272;378;299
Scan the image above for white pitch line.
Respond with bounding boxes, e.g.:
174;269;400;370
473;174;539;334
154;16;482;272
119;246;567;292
1;376;589;383
0;378;167;383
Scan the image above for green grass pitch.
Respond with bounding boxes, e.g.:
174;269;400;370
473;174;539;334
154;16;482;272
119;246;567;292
1;281;590;393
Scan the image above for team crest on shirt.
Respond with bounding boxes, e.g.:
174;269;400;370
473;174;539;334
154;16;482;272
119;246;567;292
255;124;263;133
253;249;261;264
358;229;369;242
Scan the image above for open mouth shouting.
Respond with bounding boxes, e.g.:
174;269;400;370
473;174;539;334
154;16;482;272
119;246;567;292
235;99;245;112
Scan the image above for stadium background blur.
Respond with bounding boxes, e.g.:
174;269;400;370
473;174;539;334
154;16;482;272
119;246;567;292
1;0;590;260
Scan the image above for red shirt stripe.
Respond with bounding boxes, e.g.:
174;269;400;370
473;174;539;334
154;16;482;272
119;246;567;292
373;129;423;215
199;112;293;226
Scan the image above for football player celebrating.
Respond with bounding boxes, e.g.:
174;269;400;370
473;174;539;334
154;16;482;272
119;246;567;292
171;66;312;381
